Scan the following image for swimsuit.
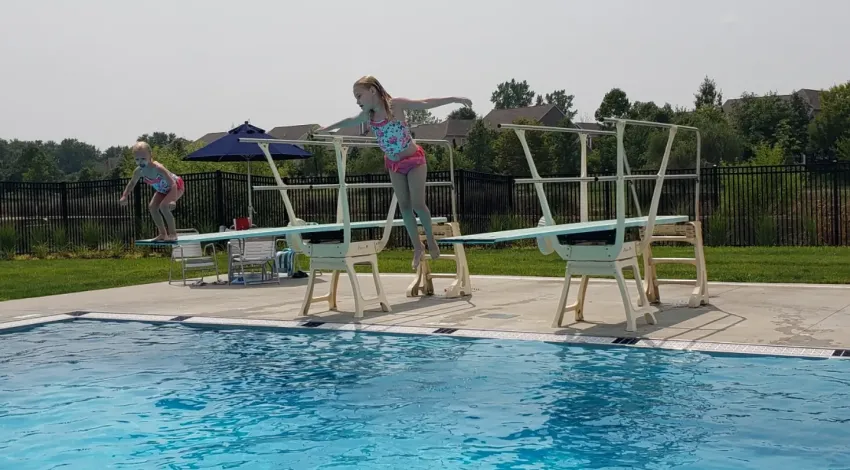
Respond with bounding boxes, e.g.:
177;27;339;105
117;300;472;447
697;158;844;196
370;117;427;174
144;172;184;194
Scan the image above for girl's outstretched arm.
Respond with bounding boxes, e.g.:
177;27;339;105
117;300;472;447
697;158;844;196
393;97;472;111
120;168;142;200
315;109;370;133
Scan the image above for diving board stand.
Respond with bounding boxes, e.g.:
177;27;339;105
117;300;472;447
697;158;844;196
242;133;467;318
641;221;708;308
440;119;704;332
306;134;472;300
406;221;471;298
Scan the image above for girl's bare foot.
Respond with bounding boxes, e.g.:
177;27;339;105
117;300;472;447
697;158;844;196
428;240;440;260
412;243;425;271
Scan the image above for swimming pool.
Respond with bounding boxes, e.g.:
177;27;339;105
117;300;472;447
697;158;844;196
1;319;848;469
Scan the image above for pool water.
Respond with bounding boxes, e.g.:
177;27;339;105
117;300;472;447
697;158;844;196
1;320;848;469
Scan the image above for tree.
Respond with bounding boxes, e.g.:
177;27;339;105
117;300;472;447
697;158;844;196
447;106;477;120
0;139;16;181
694;76;723;109
493;117;548;176
55;138;101;175
781;92;812;159
405;109;438;126
808;81;850;161
545;116;581;174
102;145;130;179
490;79;536;109
543;90;577;120
76;164;101;181
294;145;337;176
595;88;631;123
21;144;62;182
136;132;188;150
463;119;497;173
629;101;674;123
645;105;744;168
728;91;796;160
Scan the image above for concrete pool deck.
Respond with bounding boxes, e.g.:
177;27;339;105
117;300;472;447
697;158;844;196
1;273;849;357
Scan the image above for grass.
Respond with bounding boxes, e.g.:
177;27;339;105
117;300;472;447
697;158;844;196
1;246;849;302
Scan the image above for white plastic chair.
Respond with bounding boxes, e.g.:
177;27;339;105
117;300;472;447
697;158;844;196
169;228;220;286
229;236;278;286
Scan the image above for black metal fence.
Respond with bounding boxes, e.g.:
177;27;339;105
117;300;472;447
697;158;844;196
1;163;849;254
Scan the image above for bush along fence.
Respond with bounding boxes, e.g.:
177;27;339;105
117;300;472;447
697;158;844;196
1;163;849;256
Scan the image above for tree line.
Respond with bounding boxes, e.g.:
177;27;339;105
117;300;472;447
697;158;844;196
2;77;849;183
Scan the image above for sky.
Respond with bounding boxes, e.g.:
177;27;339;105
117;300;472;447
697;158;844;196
1;0;848;151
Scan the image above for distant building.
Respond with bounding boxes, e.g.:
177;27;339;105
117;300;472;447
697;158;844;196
722;88;823;118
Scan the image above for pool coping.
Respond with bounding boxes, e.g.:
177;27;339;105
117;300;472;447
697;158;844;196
3;310;848;360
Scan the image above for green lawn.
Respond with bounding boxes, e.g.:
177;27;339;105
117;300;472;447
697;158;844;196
1;246;848;302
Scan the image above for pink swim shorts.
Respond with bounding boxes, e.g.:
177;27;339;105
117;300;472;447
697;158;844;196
384;145;427;175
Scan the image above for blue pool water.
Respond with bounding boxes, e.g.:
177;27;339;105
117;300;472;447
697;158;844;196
1;320;848;469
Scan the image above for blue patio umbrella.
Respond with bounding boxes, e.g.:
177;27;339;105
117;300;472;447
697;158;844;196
185;121;312;221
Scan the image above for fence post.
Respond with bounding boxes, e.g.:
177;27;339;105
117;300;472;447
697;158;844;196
832;161;841;246
215;170;225;228
133;181;142;239
457;170;466;233
60;181;70;237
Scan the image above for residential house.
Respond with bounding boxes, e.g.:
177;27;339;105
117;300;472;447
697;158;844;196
267;124;320;141
483;104;606;149
482;103;566;129
573;121;607;150
409;119;475;148
721;88;823;118
194;131;227;146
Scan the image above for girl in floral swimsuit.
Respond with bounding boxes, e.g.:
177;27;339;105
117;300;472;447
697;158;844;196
317;76;472;269
119;141;185;242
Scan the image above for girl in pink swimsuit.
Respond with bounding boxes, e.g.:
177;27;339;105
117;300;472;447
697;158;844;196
118;141;186;242
317;76;472;269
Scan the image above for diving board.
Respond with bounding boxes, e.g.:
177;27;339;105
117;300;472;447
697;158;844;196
443;119;704;332
440;216;688;245
135;217;447;246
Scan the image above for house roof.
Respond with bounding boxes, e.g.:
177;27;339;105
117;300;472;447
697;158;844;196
194;131;227;146
410;119;475;140
795;88;822;110
482;103;563;127
268;124;319;140
574;122;604;132
332;122;373;137
722;88;823;114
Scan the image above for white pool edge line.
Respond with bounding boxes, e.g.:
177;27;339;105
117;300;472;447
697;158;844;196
2;312;847;360
375;273;850;290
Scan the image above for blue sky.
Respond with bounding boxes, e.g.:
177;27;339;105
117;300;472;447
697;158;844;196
1;0;847;149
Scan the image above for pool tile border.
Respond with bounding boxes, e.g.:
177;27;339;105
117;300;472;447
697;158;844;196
1;311;847;360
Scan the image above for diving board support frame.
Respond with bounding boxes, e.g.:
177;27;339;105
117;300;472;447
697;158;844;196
406;221;471;298
308;134;472;299
242;136;389;317
498;120;701;331
610;119;708;308
641;221;708;307
242;134;469;317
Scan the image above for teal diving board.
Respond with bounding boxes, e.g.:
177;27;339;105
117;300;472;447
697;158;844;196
438;215;689;245
135;217;448;247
